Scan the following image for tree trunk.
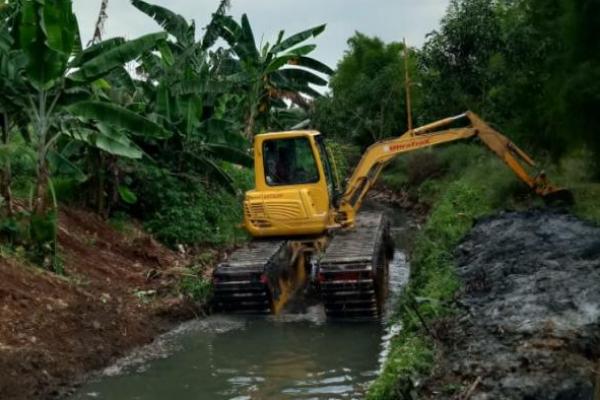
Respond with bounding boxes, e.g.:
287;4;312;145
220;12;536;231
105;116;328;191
96;152;106;216
105;156;120;218
33;156;49;216
244;81;262;141
244;106;257;141
0;168;14;217
0;114;13;217
90;0;109;45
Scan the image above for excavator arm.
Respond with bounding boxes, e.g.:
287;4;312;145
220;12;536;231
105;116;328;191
337;111;571;226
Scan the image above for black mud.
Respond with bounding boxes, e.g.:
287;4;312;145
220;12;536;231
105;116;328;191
424;210;600;400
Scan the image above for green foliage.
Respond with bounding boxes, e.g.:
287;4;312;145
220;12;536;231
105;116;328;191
0;0;334;271
130;162;251;247
117;185;137;204
367;333;433;400
316;0;600;176
324;139;359;192
68;32;168;83
108;211;135;234
558;0;600;175
571;184;600;225
131;0;194;46
211;13;332;137
0;210;28;244
419;0;600;170
3;0;177;269
313;33;418;148
5;135;35;197
17;0;78;88
131;1;255;194
419;0;503;120
67;101;171;140
28;209;63;274
549;153;600;225
180;269;213;302
373;144;600;398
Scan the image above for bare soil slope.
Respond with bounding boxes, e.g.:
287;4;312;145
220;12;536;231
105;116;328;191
425;210;600;400
0;208;195;400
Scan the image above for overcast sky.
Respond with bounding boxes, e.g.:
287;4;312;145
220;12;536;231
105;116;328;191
73;0;449;69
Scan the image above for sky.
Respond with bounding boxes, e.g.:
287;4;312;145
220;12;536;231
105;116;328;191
73;0;450;70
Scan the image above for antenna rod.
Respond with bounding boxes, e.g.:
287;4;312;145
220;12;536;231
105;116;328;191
403;38;413;132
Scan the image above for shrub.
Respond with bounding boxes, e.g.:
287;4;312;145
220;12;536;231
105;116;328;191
180;272;213;302
128;162;251;247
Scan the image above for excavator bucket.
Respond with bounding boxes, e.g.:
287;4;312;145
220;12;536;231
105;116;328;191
542;188;575;206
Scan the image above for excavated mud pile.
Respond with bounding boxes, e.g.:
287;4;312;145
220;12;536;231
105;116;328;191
426;210;600;400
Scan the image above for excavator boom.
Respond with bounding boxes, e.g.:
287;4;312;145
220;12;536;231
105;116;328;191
338;111;572;226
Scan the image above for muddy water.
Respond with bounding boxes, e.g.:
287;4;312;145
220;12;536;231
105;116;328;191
72;209;412;400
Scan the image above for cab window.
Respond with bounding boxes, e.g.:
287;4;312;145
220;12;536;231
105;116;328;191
263;137;320;186
316;136;336;200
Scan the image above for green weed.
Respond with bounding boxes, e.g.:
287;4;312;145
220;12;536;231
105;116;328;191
130;162;252;248
549;153;600;225
180;272;213;303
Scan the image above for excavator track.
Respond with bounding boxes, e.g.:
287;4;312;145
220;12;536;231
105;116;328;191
318;212;392;319
212;240;286;314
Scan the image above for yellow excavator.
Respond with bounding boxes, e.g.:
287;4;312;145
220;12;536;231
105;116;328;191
212;111;571;318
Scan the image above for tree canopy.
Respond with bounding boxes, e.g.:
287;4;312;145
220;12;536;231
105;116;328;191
314;0;600;175
313;33;419;148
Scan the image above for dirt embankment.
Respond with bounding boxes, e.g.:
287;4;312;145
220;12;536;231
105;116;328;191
0;208;203;400
424;210;600;399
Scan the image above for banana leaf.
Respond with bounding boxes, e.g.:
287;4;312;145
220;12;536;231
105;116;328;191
70;37;125;67
276;68;328;86
47;150;88;182
205;143;253;168
65;125;143;160
67;101;171;140
188;153;236;194
118;186;138;204
200;118;248;149
131;0;192;46
287;56;334;75
283;44;317;57
239;14;260;62
271;24;326;54
95;124;143;159
18;0;77;88
70;32;167;83
212;15;242;49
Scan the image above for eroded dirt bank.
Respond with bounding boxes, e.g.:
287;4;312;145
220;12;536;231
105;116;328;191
0;208;203;400
424;210;600;400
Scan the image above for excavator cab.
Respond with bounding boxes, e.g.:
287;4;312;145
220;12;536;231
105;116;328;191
243;111;573;239
243;131;336;238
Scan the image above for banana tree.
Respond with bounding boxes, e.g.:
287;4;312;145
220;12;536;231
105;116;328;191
0;1;26;217
213;14;334;137
14;0;169;269
131;0;252;192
